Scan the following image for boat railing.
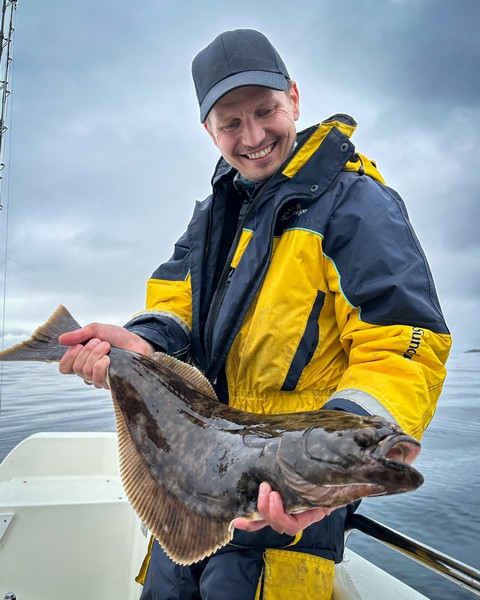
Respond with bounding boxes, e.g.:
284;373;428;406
345;513;480;597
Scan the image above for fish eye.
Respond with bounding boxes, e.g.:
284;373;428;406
354;427;378;448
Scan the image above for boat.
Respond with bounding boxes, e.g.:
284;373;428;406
0;3;479;598
1;431;479;599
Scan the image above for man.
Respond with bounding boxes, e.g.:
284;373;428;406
59;29;451;599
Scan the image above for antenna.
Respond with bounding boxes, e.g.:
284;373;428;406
0;0;17;212
0;0;17;421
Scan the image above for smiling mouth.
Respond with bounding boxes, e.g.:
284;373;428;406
245;143;275;160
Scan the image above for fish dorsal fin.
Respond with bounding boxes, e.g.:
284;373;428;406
113;400;233;565
150;352;218;401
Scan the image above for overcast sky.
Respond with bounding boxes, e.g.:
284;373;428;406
0;0;479;354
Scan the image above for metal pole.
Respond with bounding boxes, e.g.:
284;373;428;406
345;513;480;596
0;0;17;210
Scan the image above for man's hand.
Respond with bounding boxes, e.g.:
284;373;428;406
58;323;154;389
233;482;337;536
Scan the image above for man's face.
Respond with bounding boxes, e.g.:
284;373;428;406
205;84;300;182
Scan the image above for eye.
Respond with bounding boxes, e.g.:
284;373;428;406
222;120;240;132
354;427;378;448
258;106;275;118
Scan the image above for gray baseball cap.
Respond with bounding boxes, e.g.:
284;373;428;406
192;29;290;122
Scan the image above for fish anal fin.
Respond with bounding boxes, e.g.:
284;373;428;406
113;398;232;565
150;352;218;401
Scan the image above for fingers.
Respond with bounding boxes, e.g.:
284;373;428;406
91;354;111;389
255;482;290;534
60;324;155;357
58;321;155;391
59;338;111;389
263;490;299;536
233;481;334;536
237;482;291;535
59;325;97;347
232;518;268;532
253;482;331;536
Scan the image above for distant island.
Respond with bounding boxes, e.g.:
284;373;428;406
465;349;480;353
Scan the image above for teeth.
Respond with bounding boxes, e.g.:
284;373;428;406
246;144;274;160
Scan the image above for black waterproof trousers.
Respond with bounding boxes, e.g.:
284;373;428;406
139;507;350;600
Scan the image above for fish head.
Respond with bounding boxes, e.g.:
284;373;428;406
276;412;424;508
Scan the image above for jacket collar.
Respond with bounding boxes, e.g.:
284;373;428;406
210;113;358;189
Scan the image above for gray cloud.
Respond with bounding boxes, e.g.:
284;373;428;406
1;0;478;352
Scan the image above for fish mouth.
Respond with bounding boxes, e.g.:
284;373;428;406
374;434;421;466
304;435;423;505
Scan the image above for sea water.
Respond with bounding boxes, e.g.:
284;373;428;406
0;351;479;599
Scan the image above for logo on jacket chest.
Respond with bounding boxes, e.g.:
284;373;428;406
280;202;307;222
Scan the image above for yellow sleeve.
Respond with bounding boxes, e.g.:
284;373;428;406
335;310;451;439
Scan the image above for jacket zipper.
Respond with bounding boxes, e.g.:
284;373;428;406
204;129;317;374
204;180;271;362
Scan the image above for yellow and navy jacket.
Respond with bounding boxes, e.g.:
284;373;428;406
126;114;451;440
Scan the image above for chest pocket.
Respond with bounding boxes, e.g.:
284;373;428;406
281;290;325;391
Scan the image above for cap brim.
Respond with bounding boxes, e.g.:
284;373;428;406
200;70;288;122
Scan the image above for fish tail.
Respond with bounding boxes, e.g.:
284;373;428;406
0;305;81;363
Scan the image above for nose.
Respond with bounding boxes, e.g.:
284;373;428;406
241;118;265;149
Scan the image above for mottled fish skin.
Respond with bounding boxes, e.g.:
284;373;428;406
0;306;424;565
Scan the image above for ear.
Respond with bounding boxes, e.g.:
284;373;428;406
289;81;300;121
204;121;219;147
